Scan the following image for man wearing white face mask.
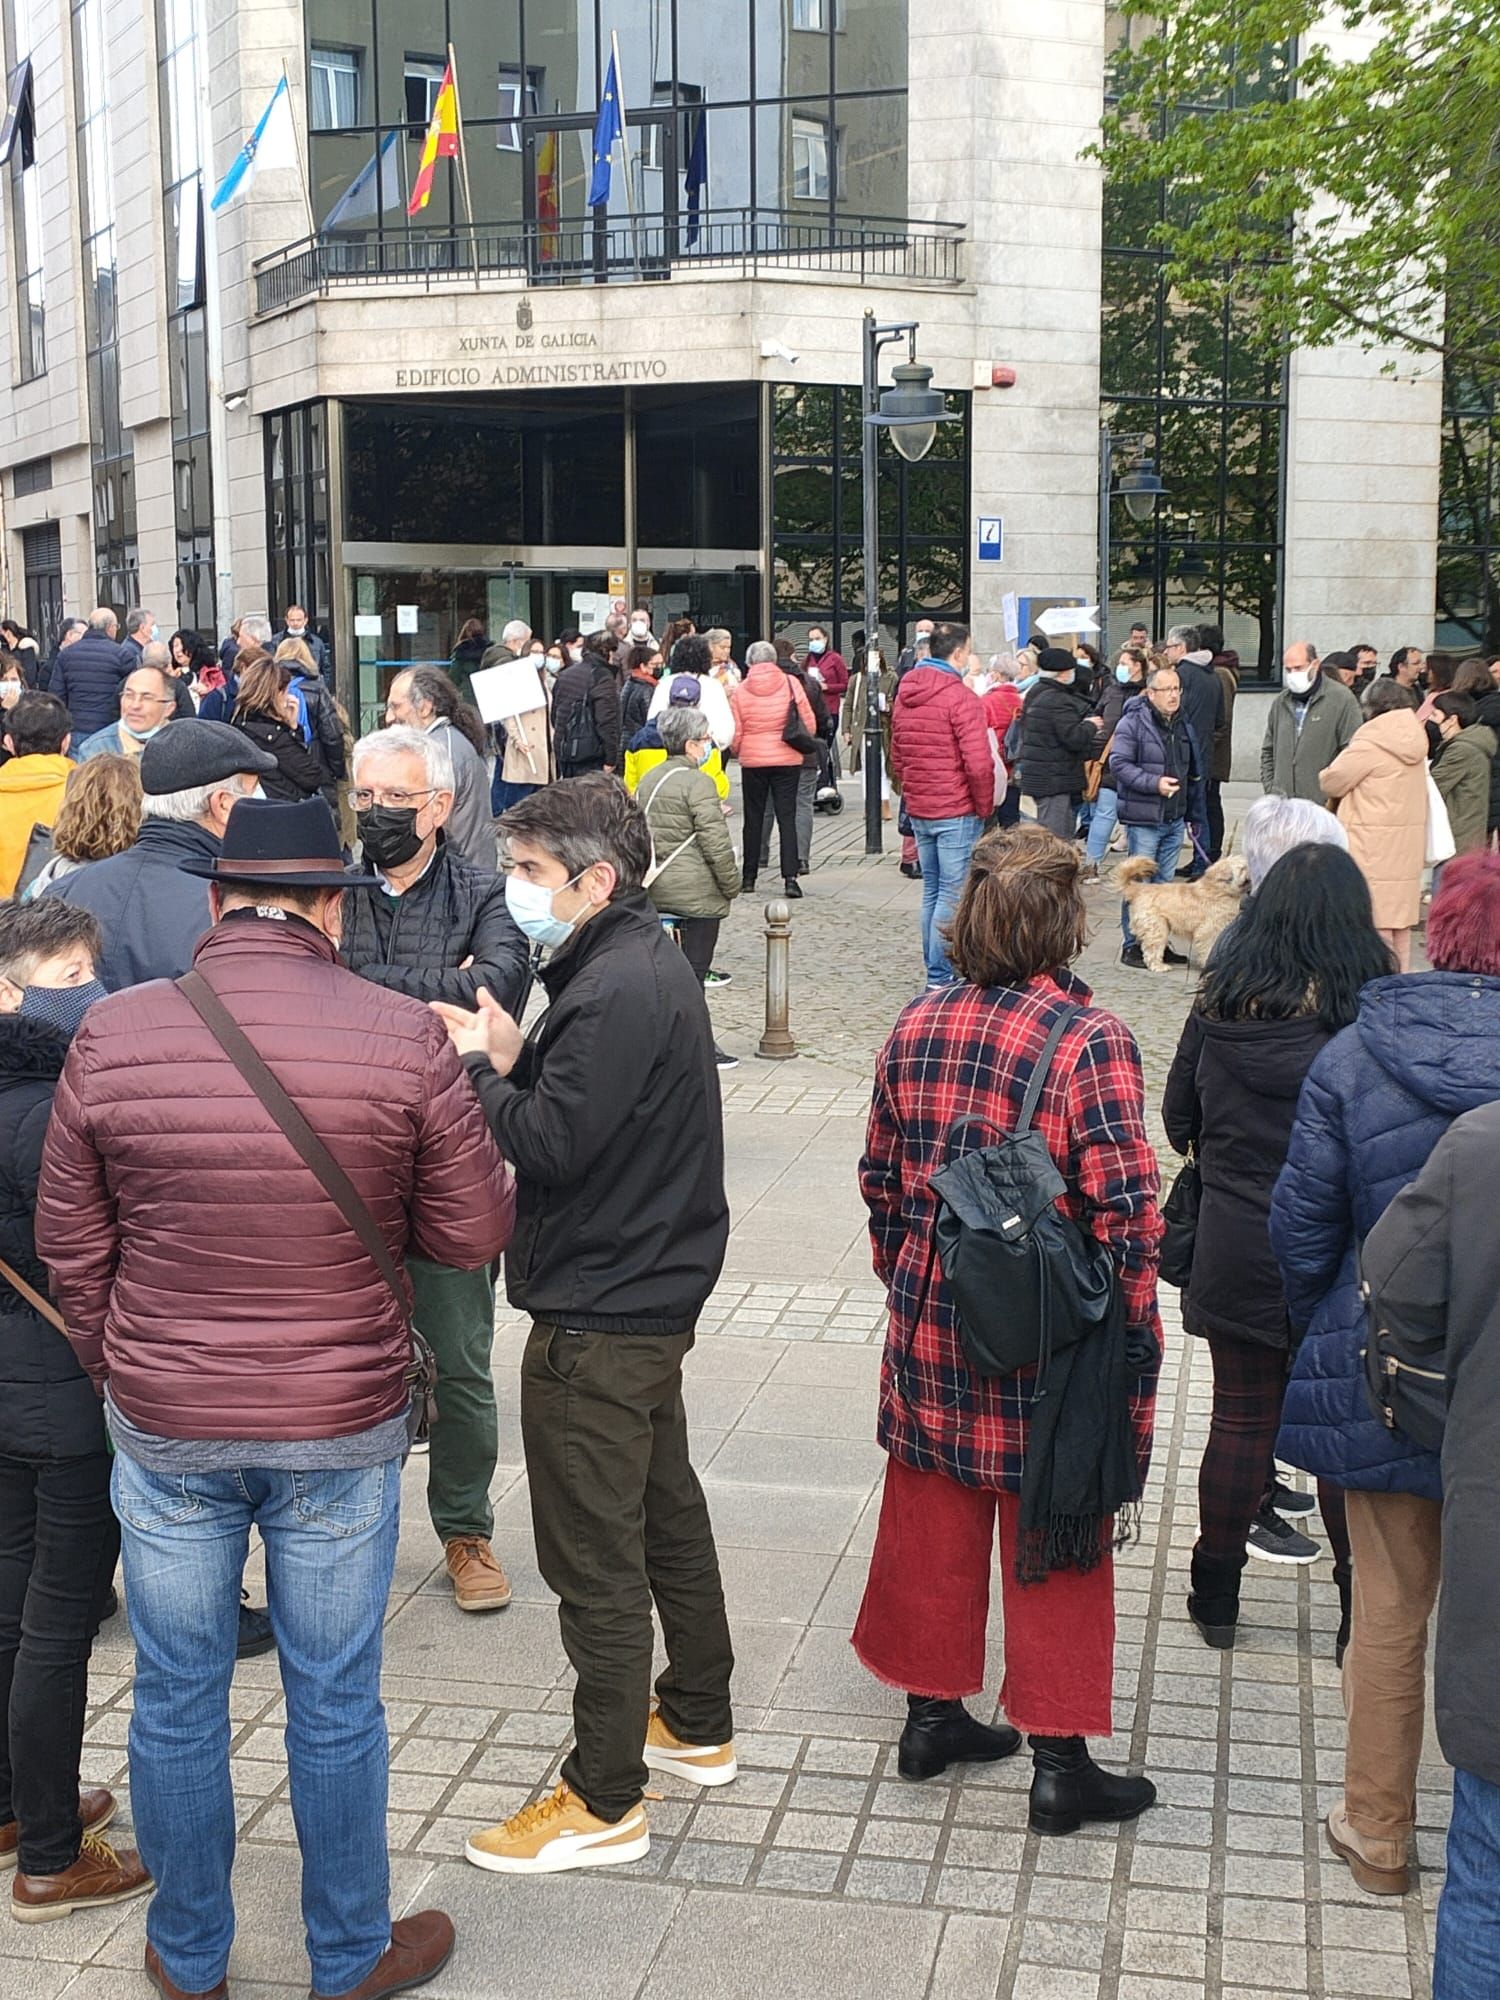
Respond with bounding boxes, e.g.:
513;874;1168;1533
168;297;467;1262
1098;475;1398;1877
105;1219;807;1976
47;721;276;991
432;773;735;1878
1261;640;1362;804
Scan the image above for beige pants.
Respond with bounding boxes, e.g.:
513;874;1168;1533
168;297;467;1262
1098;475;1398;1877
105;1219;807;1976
1341;1487;1442;1866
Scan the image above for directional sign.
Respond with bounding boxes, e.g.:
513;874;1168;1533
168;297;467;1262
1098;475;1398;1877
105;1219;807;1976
978;516;1003;562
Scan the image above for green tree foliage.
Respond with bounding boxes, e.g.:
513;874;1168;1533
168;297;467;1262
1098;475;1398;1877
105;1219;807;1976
1097;0;1500;378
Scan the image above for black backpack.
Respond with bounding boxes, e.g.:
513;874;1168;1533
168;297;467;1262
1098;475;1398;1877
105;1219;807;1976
918;1005;1119;1383
1360;1247;1447;1453
559;667;605;766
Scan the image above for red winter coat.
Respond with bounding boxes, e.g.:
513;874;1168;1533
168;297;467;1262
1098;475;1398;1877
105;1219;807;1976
36;913;514;1442
890;662;994;820
730;658;816;769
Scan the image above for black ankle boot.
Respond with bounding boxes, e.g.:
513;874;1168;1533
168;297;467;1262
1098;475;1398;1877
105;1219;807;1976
1334;1561;1352;1668
1028;1735;1157;1836
898;1697;1022;1782
1187;1547;1245;1650
783;877;804;899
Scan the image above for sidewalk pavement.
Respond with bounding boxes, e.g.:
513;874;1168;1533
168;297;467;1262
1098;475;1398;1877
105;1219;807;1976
19;782;1442;2000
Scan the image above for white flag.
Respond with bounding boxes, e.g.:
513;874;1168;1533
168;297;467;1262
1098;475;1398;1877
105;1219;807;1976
324;131;403;228
210;77;298;211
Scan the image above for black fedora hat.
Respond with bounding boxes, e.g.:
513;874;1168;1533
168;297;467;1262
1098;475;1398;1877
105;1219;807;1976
181;797;379;889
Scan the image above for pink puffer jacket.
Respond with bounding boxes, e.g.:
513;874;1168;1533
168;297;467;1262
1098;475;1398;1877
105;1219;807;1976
730;660;817;768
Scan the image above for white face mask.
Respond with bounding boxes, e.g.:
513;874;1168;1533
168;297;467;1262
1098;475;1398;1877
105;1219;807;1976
1285;667;1316;696
504;870;586;950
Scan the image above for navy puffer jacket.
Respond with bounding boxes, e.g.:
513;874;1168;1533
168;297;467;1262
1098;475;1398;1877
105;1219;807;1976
1271;970;1500;1495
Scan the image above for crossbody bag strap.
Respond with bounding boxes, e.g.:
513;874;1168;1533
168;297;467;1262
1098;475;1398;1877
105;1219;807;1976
176;970;410;1326
0;1251;66;1332
1013;1003;1077;1138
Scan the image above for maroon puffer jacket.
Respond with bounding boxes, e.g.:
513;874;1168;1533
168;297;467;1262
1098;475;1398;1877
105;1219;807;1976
36;913;514;1441
891;662;994;820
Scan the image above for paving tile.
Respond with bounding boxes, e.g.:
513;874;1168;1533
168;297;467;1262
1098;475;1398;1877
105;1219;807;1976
928;1914;1010;2000
636;1888;943;2000
1321;1949;1414;1998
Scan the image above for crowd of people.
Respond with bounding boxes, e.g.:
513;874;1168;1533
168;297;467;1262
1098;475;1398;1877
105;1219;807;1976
0;591;1496;2000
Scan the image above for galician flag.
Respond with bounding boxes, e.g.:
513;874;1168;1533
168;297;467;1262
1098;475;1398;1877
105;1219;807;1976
407;61;459;215
325;131;403;229
210;76;297;211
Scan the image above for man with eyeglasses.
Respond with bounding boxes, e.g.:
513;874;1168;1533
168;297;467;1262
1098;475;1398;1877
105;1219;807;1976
341;724;528;1615
75;658;180;763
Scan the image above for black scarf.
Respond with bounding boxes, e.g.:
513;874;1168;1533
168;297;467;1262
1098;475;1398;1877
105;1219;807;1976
1016;1289;1157;1584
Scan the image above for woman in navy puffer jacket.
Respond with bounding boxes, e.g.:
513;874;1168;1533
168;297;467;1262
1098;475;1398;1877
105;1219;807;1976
1270;850;1500;1900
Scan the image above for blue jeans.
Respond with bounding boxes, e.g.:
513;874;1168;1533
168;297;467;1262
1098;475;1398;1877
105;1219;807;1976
912;814;984;986
1085;787;1119;864
1119;819;1186;947
492;774;539;816
1435;1768;1500;2000
114;1454;402;1997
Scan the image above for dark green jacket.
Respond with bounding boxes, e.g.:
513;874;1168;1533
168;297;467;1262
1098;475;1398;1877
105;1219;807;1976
1432;725;1497;853
1260;675;1362;802
638;756;741;920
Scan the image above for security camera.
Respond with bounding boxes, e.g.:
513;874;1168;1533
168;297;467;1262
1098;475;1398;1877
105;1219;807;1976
760;338;800;364
223;392;248;412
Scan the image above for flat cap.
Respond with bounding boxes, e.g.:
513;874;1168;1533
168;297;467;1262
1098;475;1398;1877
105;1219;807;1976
139;718;278;796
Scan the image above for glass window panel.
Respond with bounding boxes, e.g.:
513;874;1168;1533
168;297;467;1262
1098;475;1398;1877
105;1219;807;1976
1103;174;1160;254
400;48;446;132
1101;253;1159;400
1221;405;1281;541
773;463;836;539
788;108;831;204
835;93;905;216
636;386;758;549
772;539;837;620
1441;418;1493;546
768;7;830;98
523;0;587;117
834;0;906;94
1161;288;1226;400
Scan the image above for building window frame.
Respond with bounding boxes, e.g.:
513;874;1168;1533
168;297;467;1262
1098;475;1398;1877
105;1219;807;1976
310;43;361;130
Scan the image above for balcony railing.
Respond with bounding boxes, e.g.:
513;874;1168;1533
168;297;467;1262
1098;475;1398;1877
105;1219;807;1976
253;208;965;314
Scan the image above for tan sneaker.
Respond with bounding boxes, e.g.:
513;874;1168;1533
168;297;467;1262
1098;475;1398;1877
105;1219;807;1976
12;1829;153;1922
445;1537;513;1612
644;1708;738;1787
464;1782;649;1874
0;1787;116;1871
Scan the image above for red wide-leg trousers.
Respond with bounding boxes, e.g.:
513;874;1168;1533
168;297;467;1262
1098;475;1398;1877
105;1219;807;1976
851;1456;1116;1738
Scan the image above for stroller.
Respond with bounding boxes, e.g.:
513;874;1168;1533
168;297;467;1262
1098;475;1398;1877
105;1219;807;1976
813;717;844;815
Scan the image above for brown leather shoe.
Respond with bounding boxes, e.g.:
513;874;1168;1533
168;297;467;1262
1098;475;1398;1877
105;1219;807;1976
0;1786;116;1870
12;1829;153;1922
444;1537;512;1612
311;1910;456;1999
145;1942;229;2000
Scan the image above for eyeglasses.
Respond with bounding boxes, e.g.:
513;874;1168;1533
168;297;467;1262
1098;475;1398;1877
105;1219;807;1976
347;787;438;811
124;691;174;707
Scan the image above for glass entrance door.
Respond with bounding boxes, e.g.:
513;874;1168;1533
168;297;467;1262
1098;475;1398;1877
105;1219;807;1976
523;114;676;283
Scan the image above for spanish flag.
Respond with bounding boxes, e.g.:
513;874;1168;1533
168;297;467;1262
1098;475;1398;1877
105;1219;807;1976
537;127;559;260
407;62;459;215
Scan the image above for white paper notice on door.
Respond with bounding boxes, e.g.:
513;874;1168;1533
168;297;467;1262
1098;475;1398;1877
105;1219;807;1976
396;604;420;634
354;614;382;638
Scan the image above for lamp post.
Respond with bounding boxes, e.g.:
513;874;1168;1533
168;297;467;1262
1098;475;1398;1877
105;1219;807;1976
861;310;960;855
1097;426;1167;654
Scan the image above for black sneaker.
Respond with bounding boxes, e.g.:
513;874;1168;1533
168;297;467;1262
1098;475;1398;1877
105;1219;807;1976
1163;946;1190;966
1120;943;1147;969
704;970;732;989
1246;1506;1321;1565
237;1593;276;1659
714;1046;739;1072
1269;1477;1316;1517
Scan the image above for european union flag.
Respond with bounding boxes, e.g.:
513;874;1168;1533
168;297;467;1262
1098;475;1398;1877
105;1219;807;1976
588;50;622;208
684;110;707;247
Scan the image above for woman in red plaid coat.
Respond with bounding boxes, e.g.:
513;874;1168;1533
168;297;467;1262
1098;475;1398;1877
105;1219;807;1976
853;823;1163;1836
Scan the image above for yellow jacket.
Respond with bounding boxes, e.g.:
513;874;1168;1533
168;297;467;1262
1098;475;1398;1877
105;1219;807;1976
624;741;729;802
0;754;72;895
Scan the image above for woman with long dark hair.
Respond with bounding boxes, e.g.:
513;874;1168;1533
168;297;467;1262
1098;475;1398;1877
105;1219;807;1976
854;825;1161;1834
1163;845;1393;1657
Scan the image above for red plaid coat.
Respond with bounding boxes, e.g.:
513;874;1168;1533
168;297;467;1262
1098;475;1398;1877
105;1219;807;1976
860;972;1163;1493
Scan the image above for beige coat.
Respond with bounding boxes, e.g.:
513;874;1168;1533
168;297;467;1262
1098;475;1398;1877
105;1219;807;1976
1320;709;1429;929
499;667;554;786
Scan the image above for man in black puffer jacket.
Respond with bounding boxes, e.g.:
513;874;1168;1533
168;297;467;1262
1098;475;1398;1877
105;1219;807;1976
50;610;132;739
1019;648;1105;838
0;899;152;1920
341;724;529;1617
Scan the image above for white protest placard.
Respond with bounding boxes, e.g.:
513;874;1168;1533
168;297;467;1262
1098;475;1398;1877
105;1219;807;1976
396;603;419;634
470;657;549;726
1002;592;1019;644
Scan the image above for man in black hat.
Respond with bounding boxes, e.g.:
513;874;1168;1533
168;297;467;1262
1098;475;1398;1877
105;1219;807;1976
46;719;277;992
37;797;513;2000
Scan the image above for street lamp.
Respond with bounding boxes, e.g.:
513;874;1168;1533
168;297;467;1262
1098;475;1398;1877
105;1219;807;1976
1098;426;1169;652
861;311;961;854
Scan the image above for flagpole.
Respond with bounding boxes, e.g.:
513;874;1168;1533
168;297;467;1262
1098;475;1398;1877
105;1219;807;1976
280;59;318;243
447;42;483;290
610;30;642;277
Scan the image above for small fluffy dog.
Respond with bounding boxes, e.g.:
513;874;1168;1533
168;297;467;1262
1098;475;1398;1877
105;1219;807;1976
1116;853;1251;970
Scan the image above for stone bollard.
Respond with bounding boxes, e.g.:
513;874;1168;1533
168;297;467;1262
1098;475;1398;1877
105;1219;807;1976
756;898;798;1061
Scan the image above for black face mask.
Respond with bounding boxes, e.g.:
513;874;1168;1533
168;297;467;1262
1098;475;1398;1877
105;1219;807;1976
357;805;425;870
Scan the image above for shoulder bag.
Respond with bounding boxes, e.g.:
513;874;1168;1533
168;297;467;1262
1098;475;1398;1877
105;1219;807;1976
782;691;818;756
175;970;438;1448
1157;1150;1201;1289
